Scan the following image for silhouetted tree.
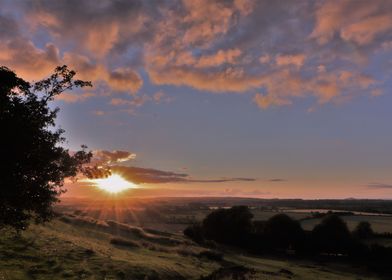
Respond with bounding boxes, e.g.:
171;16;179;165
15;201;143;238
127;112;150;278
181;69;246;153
252;220;266;235
312;214;353;254
353;221;374;239
263;214;305;251
0;65;92;231
184;223;204;244
203;206;253;245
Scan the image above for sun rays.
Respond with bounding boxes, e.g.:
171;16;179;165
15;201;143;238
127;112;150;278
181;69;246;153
86;173;137;194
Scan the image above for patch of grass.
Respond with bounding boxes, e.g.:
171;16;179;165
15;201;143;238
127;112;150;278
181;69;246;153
200;265;255;280
110;237;140;248
197;250;224;262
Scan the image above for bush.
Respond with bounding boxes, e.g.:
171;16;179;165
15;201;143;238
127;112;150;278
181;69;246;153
183;224;204;243
262;214;305;251
197;250;224;261
202;206;253;245
353;221;374;239
312;214;353;254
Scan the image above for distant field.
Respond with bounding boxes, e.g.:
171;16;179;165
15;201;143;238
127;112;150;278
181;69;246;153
150;209;392;235
137;209;310;234
301;215;392;233
0;215;385;279
251;210;309;221
128;209;392;237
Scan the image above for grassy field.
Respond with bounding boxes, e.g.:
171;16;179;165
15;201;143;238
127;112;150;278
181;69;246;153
300;215;392;233
0;214;388;280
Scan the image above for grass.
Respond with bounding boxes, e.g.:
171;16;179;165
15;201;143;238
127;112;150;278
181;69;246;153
0;214;387;279
109;237;140;248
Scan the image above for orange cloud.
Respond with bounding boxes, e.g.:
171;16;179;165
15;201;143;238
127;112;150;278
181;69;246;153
340;14;392;45
148;65;263;93
107;68;143;93
56;92;95;103
181;0;252;46
92;150;136;166
310;0;392;46
195;49;242;68
110;95;151;107
275;54;306;68
259;55;271;64
1;0;390;110
252;69;375;109
253;94;292;109
64;53;142;94
153;91;171;103
0;39;60;80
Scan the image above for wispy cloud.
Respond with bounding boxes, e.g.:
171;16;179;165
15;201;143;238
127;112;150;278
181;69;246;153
111;165;256;184
269;179;286;182
83;150;256;184
367;182;392;189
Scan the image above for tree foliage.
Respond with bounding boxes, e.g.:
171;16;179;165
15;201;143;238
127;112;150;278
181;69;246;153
183;223;204;244
0;65;92;231
262;213;305;250
202;206;253;245
312;214;352;254
353;221;374;239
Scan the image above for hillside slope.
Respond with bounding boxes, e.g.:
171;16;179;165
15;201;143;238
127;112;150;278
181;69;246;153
0;215;383;280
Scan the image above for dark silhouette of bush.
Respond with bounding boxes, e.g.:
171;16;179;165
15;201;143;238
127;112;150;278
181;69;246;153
262;214;305;251
353;221;374;239
197;250;224;261
183;223;204;244
252;220;266;235
367;244;392;273
0;65;92;231
202;206;253;245
311;214;353;254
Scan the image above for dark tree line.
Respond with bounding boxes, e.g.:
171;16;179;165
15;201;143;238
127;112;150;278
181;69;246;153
184;206;392;274
0;66;92;231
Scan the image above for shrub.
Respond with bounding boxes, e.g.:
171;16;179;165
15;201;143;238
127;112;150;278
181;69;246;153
183;224;204;243
312;214;353;254
263;214;305;251
197;250;224;261
202;206;253;245
353;221;374;239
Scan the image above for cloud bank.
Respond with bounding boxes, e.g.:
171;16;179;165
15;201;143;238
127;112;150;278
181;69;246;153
0;0;391;109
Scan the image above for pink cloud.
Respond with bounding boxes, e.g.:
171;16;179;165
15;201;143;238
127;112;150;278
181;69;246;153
107;68;143;93
0;39;60;80
310;0;392;46
1;0;390;110
275;54;306;68
56;92;95;103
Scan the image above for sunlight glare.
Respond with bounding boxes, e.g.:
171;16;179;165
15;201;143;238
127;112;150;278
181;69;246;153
88;173;136;193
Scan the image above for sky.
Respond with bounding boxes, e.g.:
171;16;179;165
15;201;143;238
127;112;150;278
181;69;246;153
1;0;392;199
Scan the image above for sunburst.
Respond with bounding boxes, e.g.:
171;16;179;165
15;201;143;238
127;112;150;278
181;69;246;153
87;173;137;193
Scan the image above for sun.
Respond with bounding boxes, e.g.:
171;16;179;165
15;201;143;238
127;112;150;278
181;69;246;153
88;173;137;193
